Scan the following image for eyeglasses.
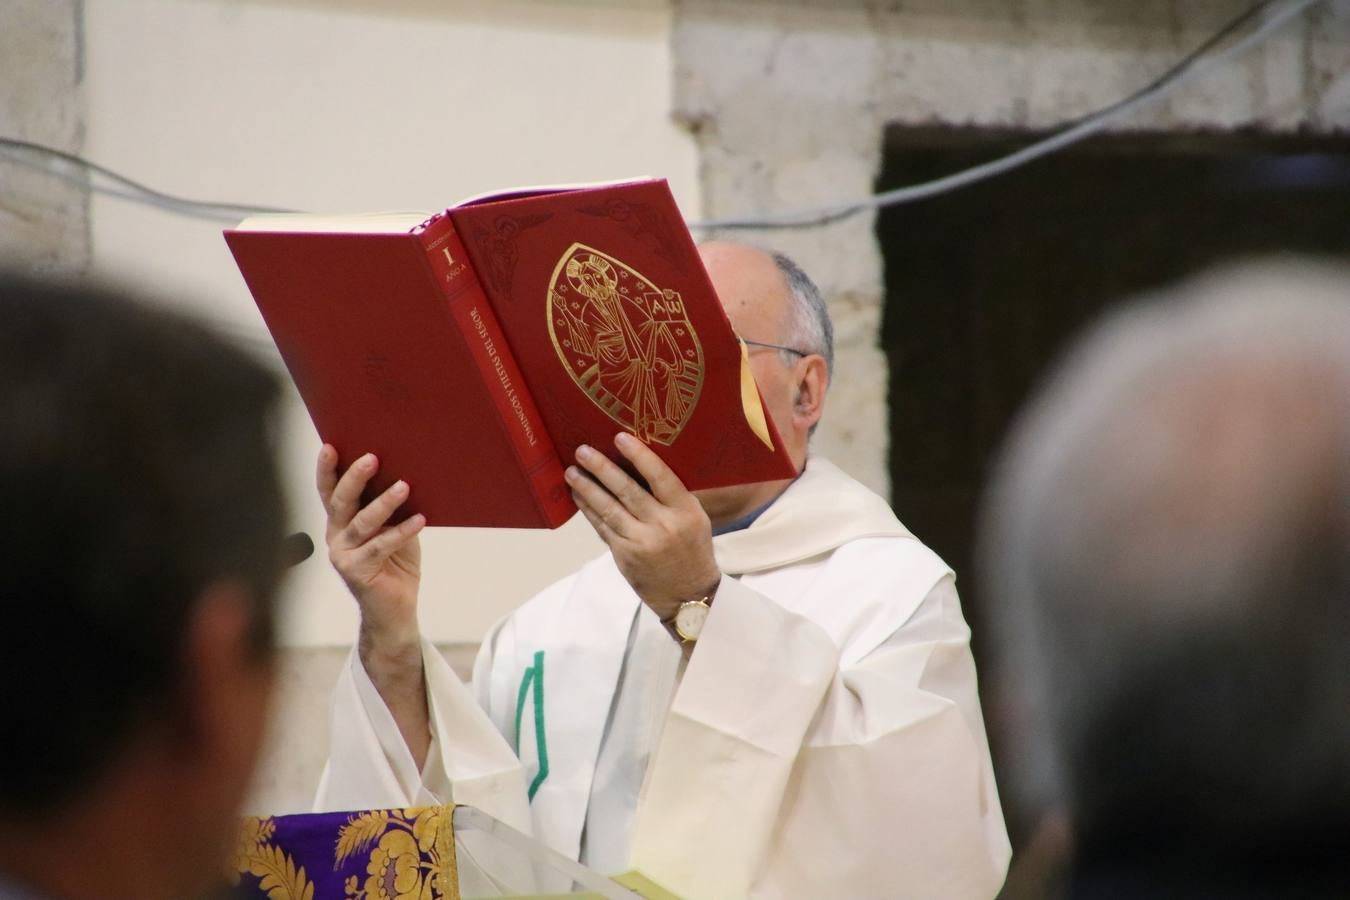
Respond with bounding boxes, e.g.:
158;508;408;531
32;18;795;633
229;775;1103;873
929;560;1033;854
740;337;810;359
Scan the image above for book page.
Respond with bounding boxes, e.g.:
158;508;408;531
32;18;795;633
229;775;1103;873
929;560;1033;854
452;176;653;209
232;211;432;233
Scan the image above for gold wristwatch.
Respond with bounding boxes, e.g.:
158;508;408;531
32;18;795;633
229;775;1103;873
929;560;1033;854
668;595;712;643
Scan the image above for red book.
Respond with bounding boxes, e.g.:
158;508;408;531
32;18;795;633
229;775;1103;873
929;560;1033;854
225;178;797;528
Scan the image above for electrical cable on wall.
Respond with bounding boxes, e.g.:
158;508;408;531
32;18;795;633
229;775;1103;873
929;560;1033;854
694;0;1322;229
0;0;1323;231
0;136;298;223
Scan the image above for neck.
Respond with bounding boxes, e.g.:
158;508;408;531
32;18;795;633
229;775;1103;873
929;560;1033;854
0;763;219;900
705;477;793;529
695;442;808;529
0;818;154;900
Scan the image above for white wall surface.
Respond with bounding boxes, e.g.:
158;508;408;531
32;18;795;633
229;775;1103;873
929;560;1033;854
82;0;698;646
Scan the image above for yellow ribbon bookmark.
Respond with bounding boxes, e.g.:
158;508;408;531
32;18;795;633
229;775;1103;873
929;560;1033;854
738;338;776;451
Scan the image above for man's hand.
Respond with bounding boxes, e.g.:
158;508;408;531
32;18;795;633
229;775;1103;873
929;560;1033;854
567;432;721;622
316;445;427;651
316;445;431;767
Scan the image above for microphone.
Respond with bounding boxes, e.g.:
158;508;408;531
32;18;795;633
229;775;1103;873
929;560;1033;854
282;532;315;568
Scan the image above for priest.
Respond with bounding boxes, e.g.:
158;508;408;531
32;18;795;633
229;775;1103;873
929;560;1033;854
315;242;1011;898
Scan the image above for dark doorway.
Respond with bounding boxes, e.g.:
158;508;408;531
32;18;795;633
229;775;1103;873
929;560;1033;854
876;127;1350;888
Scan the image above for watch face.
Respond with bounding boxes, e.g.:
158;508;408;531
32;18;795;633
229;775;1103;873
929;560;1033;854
675;600;710;641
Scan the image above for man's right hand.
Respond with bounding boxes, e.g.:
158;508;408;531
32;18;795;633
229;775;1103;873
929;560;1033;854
316;445;427;649
316;445;432;768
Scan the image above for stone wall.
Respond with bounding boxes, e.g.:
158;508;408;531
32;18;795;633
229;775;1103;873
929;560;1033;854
0;0;89;274
672;0;1350;495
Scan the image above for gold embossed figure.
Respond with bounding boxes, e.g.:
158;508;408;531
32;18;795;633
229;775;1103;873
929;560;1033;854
547;243;704;445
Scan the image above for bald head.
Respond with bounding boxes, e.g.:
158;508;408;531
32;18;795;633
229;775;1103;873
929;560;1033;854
699;241;834;375
698;241;794;344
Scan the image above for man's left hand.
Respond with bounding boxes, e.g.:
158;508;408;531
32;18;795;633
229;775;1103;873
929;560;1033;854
567;432;721;621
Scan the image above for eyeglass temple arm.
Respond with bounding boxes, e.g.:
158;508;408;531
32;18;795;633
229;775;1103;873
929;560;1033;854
740;337;809;357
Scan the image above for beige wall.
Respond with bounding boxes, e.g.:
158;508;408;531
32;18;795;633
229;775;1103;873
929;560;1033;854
81;0;698;648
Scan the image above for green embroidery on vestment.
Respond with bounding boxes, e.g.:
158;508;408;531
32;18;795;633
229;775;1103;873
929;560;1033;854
512;650;550;802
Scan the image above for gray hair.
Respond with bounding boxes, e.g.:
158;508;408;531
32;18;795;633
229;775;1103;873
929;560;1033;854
980;259;1350;849
772;252;834;378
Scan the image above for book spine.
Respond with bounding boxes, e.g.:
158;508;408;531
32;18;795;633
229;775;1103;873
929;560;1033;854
420;217;574;528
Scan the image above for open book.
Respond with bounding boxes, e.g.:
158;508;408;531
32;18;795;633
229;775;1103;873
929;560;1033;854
225;178;796;528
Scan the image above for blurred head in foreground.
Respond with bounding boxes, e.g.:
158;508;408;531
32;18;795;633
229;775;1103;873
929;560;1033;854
981;260;1350;896
0;274;286;900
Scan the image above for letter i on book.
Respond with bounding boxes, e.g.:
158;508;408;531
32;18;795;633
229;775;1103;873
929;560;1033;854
225;178;797;528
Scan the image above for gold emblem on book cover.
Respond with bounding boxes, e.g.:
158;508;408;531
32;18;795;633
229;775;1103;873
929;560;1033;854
547;243;704;445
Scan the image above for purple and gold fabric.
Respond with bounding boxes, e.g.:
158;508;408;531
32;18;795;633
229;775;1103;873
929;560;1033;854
230;806;458;900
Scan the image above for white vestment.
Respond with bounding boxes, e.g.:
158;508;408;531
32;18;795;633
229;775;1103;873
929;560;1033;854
317;457;1011;899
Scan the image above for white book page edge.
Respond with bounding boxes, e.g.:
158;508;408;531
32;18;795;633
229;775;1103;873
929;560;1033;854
230;175;657;232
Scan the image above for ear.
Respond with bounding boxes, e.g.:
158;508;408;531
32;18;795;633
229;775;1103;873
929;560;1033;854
792;355;829;434
155;584;276;894
173;582;275;771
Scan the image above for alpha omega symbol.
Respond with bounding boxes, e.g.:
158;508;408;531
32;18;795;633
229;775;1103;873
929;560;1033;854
547;243;704;445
